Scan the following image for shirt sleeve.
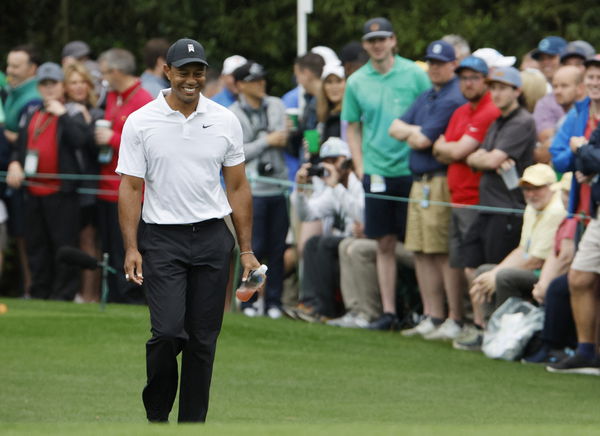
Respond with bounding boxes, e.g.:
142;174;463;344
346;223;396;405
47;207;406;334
115;116;146;178
420;98;464;143
223;113;246;167
341;79;361;123
399;98;419;124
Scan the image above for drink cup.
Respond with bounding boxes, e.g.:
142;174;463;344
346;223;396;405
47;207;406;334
95;119;112;130
303;129;320;154
500;165;519;190
285;108;299;130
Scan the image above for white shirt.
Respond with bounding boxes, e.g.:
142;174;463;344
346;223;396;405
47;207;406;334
291;172;364;236
116;90;245;224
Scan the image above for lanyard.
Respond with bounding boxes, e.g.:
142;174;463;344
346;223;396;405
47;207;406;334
108;83;141;122
32;111;55;141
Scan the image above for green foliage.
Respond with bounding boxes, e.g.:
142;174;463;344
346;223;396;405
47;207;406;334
0;0;600;95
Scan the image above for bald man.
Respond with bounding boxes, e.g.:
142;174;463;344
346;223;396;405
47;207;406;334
534;66;586;163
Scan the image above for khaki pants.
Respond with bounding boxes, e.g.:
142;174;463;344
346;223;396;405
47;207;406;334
338;238;414;321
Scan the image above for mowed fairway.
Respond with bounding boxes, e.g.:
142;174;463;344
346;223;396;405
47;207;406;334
1;299;599;436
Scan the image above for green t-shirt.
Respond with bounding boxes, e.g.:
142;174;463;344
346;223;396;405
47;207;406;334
341;55;431;177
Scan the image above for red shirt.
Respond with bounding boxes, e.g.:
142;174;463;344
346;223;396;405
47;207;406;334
445;92;501;205
98;80;153;202
26;111;60;196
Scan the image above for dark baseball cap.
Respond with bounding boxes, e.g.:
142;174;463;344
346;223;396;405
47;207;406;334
531;36;567;60
62;40;90;59
561;40;596;63
362;17;394;41
37;62;64;82
455;56;489;75
584;54;600;68
424;40;456;62
166;38;208;68
233;61;266;82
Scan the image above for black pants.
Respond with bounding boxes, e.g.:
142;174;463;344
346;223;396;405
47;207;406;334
463;213;522;268
140;219;234;423
301;235;344;317
542;274;577;350
97;199;144;303
26;192;80;300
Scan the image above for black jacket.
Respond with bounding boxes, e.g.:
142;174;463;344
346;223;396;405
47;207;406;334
13;106;94;194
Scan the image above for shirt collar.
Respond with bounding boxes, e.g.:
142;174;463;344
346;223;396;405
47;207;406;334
157;89;208;116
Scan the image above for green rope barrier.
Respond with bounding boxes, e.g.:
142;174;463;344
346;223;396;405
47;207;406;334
0;171;590;219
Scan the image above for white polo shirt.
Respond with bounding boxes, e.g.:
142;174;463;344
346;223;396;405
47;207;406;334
116;90;245;224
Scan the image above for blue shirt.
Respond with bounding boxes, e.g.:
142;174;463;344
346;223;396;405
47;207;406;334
282;86;299;109
400;77;466;175
211;88;237;107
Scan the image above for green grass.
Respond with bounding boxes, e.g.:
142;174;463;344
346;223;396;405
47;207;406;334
0;298;599;435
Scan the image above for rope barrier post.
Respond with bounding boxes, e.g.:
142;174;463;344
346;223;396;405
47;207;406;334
100;252;110;311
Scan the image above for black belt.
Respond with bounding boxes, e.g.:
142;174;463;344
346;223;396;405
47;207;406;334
413;170;447;181
145;218;222;232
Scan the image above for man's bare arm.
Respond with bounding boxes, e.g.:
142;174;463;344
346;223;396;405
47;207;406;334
346;121;363;179
119;175;144;285
222;162;260;278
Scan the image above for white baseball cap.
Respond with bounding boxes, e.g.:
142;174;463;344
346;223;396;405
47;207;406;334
222;55;247;75
319;137;351;159
311;46;341;66
472;48;516;68
321;64;345;80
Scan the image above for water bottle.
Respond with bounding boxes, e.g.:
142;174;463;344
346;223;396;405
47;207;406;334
236;264;268;302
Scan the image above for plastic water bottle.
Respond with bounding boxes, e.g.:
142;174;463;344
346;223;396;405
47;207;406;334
236;264;268;302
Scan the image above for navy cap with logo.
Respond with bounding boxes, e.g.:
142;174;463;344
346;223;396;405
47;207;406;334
531;36;567;60
37;62;64;82
232;61;267;82
561;40;596;63
166;38;208;68
425;40;456;63
362;17;394;41
455;56;489;76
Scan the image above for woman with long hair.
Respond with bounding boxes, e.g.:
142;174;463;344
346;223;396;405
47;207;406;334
63;62;103;303
316;64;346;142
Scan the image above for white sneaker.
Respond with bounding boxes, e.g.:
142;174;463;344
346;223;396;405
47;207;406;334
401;317;436;337
267;307;283;319
423;318;463;340
326;312;369;328
242;307;259;317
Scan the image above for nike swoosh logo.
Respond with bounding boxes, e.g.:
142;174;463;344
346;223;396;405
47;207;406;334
203;124;213;129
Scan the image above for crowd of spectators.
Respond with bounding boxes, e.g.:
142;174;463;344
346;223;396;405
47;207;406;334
1;18;599;376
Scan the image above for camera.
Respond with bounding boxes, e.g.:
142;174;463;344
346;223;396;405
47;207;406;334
307;164;327;178
258;161;274;176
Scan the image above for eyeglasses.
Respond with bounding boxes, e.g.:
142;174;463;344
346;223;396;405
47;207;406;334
459;75;484;83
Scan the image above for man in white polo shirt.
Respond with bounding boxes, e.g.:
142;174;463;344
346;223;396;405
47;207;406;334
117;38;259;423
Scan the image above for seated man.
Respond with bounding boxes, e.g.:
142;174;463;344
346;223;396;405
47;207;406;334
454;164;566;351
290;137;364;321
330;233;414;328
